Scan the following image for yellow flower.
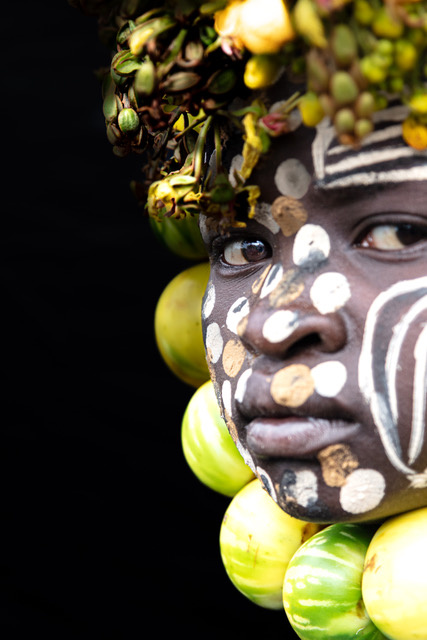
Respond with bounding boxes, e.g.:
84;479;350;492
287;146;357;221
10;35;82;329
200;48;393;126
240;105;270;180
402;116;427;151
215;0;295;55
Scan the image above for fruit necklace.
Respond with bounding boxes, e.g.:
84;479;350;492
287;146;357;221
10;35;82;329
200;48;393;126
152;214;427;640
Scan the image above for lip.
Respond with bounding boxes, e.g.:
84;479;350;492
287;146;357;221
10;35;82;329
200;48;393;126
246;417;360;458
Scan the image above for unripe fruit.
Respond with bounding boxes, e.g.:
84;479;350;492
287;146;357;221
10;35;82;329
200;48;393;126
298;91;325;127
220;479;321;609
181;380;254;496
118;107;140;133
330;71;359;106
334;107;356;134
244;54;282;89
362;507;427;640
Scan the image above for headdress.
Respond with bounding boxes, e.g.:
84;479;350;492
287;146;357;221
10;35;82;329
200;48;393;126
70;0;427;229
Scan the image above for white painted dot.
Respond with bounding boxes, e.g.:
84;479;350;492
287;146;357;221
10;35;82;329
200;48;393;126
236;440;256;471
202;283;215;319
254;202;280;234
292;470;318;508
311;361;347;397
205;322;223;363
310;272;351;314
293;224;330;266
262;310;299;344
226;297;250;334
275;158;311;199
340;468;386;514
260;263;283;299
222;379;232;417
235;367;252;403
228;154;244;187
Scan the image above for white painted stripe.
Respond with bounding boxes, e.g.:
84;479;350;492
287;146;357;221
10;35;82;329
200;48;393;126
386;295;427;427
409;325;427;464
322;165;427;189
325;146;427;176
327;124;403;156
359;277;427;475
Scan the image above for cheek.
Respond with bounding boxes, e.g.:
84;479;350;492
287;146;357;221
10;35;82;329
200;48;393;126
358;277;427;482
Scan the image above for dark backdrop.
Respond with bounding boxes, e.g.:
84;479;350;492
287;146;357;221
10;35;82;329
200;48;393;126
3;2;289;637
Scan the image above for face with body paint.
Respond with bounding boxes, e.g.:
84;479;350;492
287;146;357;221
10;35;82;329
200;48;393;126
200;103;427;524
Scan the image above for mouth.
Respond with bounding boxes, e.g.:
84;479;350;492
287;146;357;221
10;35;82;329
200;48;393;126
246;417;360;458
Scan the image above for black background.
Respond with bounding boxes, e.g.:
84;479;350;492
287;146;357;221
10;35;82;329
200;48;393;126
3;1;289;637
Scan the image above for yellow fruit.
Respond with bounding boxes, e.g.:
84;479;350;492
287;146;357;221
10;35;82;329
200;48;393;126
154;262;211;387
219;479;321;609
181;380;254;496
362;507;427;640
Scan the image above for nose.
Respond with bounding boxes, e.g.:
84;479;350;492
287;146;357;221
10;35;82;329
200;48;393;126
239;302;347;359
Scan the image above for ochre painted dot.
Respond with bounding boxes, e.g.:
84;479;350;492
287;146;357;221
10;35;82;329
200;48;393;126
271;196;308;237
318;444;359;488
222;339;246;378
270;364;315;408
268;268;305;308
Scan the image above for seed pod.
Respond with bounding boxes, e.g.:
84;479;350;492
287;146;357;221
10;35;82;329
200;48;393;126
161;71;201;92
102;93;121;122
354;117;374;139
134;59;156;95
207;68;237;94
353;0;375;26
334;107;355;134
395;39;418;71
372;6;404;39
354;91;375;118
118;107;140;133
106;122;123;145
306;49;329;93
129;15;176;56
331;24;358;68
330;71;359;106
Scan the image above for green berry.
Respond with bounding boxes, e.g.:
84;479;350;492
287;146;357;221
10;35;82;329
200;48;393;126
354;91;376;118
372;7;404;40
353;0;375;26
354;118;374;139
395;39;418;71
334;108;356;134
331;25;358;68
330;71;359;106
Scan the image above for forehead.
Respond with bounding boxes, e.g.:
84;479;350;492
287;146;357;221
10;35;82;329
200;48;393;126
221;106;427;207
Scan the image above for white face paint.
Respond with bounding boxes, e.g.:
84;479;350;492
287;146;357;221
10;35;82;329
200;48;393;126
292;224;330;267
260;263;283;299
286;469;318;508
274;158;311;199
339;468;386;514
262;309;299;344
358;276;427;482
221;379;232;418
235;367;252;404
202;283;216;319
310;272;351;314
226;297;250;334
311;361;347;398
205;322;223;364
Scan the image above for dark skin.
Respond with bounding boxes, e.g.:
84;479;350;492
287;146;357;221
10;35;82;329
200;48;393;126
201;122;427;524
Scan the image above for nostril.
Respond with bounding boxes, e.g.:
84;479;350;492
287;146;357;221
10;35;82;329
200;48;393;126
284;333;323;359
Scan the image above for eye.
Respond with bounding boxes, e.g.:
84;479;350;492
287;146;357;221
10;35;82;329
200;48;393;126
356;223;427;250
223;238;271;265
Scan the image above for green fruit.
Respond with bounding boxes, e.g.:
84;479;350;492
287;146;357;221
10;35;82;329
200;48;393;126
154;262;211;387
117;107;140;133
181;380;254;496
149;213;207;260
330;71;359;106
220;479;321;610
283;523;385;640
362;507;427;640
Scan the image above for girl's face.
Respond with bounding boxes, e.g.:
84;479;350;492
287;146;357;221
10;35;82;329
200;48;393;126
200;109;427;523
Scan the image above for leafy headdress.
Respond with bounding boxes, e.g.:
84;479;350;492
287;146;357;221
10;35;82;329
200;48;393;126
70;0;427;230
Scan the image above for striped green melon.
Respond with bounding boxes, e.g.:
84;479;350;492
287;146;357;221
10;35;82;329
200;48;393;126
283;523;386;640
